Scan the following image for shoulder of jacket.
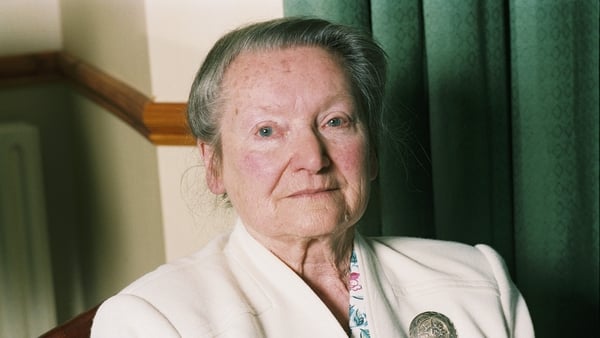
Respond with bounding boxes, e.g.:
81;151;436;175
100;231;264;335
365;236;500;284
121;232;232;295
92;294;181;337
371;236;480;256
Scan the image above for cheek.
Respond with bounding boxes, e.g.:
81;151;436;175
242;152;276;178
224;148;282;195
334;141;370;178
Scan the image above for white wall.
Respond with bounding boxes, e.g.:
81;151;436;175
145;0;284;102
60;0;153;96
68;92;166;303
59;0;165;306
156;146;237;260
0;0;62;56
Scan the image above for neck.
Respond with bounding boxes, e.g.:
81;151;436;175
246;226;355;277
245;225;355;329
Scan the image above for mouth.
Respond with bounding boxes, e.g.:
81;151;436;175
288;187;338;198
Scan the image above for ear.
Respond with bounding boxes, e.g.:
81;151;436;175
198;140;226;194
369;146;378;181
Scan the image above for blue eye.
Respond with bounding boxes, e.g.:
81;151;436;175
258;126;273;137
326;118;343;127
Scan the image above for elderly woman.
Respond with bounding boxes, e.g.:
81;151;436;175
92;18;534;337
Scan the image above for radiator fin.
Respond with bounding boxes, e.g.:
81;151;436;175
0;123;56;337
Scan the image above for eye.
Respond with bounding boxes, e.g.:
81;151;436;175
258;126;273;137
326;117;344;127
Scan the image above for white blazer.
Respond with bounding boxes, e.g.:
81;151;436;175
92;220;534;337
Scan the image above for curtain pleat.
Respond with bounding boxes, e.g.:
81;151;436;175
421;0;514;263
372;0;434;239
282;0;371;30
284;0;599;335
509;1;599;336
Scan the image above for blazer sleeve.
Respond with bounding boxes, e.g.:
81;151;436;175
91;294;180;338
476;244;535;338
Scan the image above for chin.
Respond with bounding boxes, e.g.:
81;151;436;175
287;213;356;238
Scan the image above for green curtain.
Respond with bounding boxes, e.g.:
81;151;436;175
284;0;599;336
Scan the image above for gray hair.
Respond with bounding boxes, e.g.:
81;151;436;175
187;17;387;170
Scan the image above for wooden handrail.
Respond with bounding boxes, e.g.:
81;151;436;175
0;51;192;145
0;52;61;85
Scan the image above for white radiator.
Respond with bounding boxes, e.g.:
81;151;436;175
0;123;56;337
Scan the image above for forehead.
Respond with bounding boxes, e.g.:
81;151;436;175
221;46;350;93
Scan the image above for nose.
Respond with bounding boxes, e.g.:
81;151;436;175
289;129;331;173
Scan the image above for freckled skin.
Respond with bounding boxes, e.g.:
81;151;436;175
199;46;378;328
216;47;376;243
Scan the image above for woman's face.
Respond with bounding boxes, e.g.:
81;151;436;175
202;46;377;241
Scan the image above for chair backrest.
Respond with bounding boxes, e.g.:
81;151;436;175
38;304;101;338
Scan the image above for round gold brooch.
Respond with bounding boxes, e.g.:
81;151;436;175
409;311;458;338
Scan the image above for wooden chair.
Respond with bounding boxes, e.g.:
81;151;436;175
38;304;101;338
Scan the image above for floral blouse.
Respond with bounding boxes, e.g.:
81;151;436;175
349;249;371;337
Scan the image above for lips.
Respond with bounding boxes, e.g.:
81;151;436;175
287;187;338;198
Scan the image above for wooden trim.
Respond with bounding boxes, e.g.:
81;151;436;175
143;102;194;145
0;52;194;145
0;52;61;86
